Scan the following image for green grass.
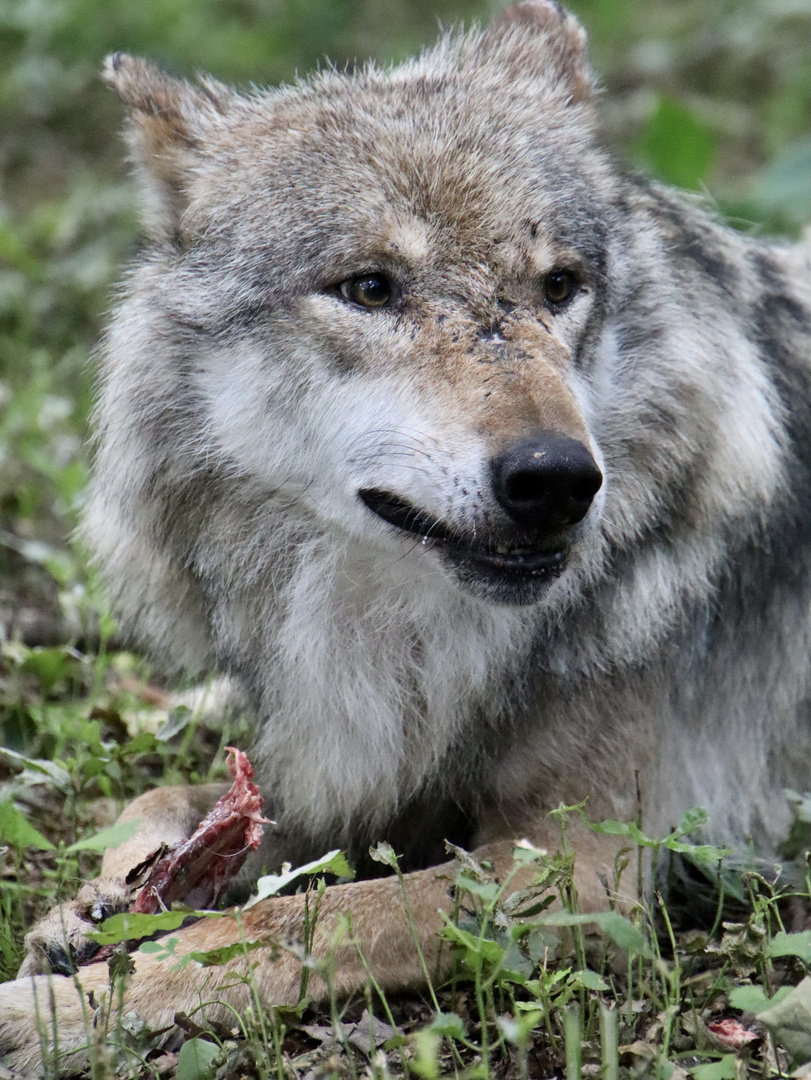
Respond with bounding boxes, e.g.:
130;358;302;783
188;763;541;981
3;724;811;1079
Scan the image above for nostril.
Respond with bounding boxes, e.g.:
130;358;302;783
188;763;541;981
504;470;547;504
570;475;602;503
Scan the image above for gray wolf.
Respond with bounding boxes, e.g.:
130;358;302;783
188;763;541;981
2;0;811;1071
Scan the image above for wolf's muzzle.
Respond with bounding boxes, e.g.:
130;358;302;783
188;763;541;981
359;433;601;603
490;432;602;531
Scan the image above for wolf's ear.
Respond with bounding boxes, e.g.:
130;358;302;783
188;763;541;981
482;0;592;105
102;53;232;242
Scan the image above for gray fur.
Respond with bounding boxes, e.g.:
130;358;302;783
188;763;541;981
85;3;811;875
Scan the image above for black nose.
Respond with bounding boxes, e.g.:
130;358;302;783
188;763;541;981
490;433;602;530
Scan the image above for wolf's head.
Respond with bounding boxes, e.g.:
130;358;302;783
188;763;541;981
94;1;623;608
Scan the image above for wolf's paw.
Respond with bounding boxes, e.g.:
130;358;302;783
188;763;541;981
17;878;132;977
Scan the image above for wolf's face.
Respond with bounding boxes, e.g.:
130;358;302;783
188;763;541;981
194;201;609;605
121;24;615;606
246;302;606;605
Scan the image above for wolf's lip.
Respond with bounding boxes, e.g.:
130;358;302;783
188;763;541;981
358;488;568;574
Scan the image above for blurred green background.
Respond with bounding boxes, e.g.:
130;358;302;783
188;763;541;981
1;0;810;641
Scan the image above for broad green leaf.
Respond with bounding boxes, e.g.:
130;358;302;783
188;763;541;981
156;705;193;742
121;731;157;755
590;811;730;876
188;940;265;967
0;748;71;790
0;800;55;850
690;1054;736;1080
662;840;729;863
368;840;398;869
501;939;535;979
139;940;172;953
440;919;506;971
589;817;655;848
588;817;645;841
572;969;610;992
139;936;179;960
412;1030;440;1080
66;818;141;853
507;895;557;920
428;1012;465;1038
767;930;811;963
510;841;550;865
247;849;354;906
89;910;198;945
176;1036;220;1080
19;647;76;693
729;984;791;1014
673;807;709;836
525;970;571;1000
498;1011;542;1046
382;1034;406;1051
757;975;811;1066
455;875;500;903
539;911;650;957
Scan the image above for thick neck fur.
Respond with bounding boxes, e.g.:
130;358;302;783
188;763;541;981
196;508;539;845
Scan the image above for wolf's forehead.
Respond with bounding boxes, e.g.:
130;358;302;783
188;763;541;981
223;84;579;239
186;52;609;276
257;90;525;188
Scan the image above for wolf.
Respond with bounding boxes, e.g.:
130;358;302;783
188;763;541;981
2;0;811;1071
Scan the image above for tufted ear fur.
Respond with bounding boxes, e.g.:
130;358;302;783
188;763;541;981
102;53;234;241
482;0;593;105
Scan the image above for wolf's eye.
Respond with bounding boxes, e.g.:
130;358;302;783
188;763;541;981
339;273;393;309
543;269;578;307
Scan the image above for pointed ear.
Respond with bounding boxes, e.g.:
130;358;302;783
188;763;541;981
482;0;593;106
102;53;233;242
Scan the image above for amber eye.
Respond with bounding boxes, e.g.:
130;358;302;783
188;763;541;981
543;268;578;307
339;273;393;309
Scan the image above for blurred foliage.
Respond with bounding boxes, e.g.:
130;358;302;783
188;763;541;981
0;0;809;620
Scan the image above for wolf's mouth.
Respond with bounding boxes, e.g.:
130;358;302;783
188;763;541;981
358;488;569;576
